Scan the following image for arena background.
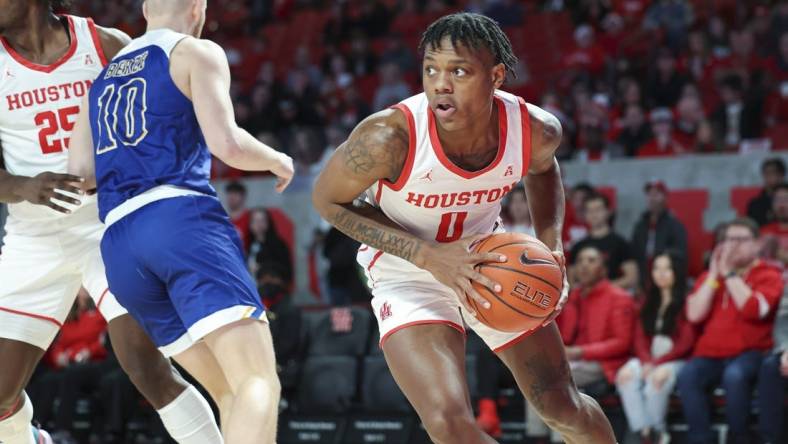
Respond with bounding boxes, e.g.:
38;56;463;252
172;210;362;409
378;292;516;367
1;0;788;443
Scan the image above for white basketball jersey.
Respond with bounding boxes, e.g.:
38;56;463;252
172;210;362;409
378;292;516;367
358;90;532;283
0;15;106;222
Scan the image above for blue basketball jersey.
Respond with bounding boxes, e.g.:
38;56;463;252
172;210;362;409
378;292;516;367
89;29;215;222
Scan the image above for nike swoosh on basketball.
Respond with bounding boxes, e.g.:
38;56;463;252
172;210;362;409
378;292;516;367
519;251;555;266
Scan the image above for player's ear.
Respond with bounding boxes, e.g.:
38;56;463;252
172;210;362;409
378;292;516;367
142;0;149;20
491;63;505;90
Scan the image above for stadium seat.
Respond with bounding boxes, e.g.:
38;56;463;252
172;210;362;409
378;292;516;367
361;355;410;413
296;355;358;413
306;307;372;356
730;186;760;217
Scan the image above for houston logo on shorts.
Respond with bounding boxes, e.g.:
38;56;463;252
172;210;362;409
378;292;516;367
379;302;393;321
510;281;552;309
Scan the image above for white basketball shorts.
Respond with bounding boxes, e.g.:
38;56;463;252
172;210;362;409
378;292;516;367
361;247;537;352
0;210;127;350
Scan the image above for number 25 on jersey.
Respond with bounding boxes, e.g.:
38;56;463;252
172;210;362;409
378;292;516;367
95;78;149;154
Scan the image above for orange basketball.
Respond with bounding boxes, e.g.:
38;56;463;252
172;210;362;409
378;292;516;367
469;232;563;332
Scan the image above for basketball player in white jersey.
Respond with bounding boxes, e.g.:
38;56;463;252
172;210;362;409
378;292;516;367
313;13;617;444
0;1;221;443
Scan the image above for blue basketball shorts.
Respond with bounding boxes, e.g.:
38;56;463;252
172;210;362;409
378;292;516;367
101;195;266;357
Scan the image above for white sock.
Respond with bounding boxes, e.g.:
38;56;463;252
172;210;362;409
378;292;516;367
0;392;35;444
157;385;223;444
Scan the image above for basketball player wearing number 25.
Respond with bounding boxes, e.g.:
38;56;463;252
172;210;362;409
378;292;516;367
313;13;616;444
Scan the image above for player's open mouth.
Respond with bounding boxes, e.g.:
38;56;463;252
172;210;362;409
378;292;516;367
433;101;457;118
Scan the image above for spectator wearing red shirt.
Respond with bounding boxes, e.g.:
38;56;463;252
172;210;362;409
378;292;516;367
527;246;635;440
562;24;607;76
615;251;695;444
636;108;688;157
678;218;784;444
760;183;788;266
225;181;251;250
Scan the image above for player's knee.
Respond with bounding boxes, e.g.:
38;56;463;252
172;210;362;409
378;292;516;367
533;387;585;431
422;406;476;443
120;352;184;407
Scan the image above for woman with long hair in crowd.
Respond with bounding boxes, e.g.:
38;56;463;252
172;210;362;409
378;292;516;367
247;208;293;285
615;250;696;444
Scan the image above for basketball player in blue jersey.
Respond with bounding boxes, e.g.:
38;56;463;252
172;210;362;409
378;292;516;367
67;1;293;443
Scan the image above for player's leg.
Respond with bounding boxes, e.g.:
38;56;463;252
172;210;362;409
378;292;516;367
174;341;234;434
0;233;78;444
195;319;280;444
495;324;616;444
382;324;496;444
95;223;222;444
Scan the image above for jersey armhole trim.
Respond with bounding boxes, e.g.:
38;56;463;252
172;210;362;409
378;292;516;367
86;18;109;66
517;96;532;177
0;15;77;73
379;103;416;193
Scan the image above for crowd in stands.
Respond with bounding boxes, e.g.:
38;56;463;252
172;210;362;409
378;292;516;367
71;0;788;179
22;1;788;443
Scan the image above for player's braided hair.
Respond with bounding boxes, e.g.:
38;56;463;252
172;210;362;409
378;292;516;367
48;0;72;11
418;13;518;80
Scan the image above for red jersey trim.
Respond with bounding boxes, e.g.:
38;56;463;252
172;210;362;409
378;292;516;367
0;306;63;328
428;96;508;179
96;288;110;308
367;250;384;272
86;17;109;66
517;96;532;177
0;15;78;73
379;104;417;194
492;327;538;353
379;320;465;347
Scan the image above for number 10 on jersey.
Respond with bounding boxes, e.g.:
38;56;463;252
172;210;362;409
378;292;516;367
95;78;149;154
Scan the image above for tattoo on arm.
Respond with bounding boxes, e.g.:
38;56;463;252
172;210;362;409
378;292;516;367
341;124;408;181
329;204;421;263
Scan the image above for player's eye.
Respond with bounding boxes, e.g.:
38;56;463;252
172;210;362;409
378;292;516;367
453;68;467;77
425;66;437;76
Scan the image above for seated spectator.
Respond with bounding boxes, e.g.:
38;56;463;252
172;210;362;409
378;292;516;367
631;180;688;288
678;218;784;444
616;251;695;444
636;108;688;157
756;282;788;444
710;75;763;150
372;62;412;112
642;0;693;51
563;182;594;249
747;157;786;226
225;181;251;249
570;193;638;290
247;208;293;285
645;47;687;109
502;185;535;236
561;24;607;77
614;104;652;157
379;33;416;74
674;90;714;152
482;0;524;27
527;246;635;441
759;183;788;265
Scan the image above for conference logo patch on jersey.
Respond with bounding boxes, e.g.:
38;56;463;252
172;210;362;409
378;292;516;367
4;68;14;79
379;302;393;321
84;54;95;66
503;165;514;176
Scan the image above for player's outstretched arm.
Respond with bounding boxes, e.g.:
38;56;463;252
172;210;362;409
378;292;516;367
67;95;96;191
174;38;293;191
312;110;503;315
522;104;568;324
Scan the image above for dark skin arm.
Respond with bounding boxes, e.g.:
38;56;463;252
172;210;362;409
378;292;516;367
312;109;505;316
523;104;569;325
0;26;130;211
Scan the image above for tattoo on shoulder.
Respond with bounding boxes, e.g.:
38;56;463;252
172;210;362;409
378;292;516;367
329;205;420;262
342;122;408;181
